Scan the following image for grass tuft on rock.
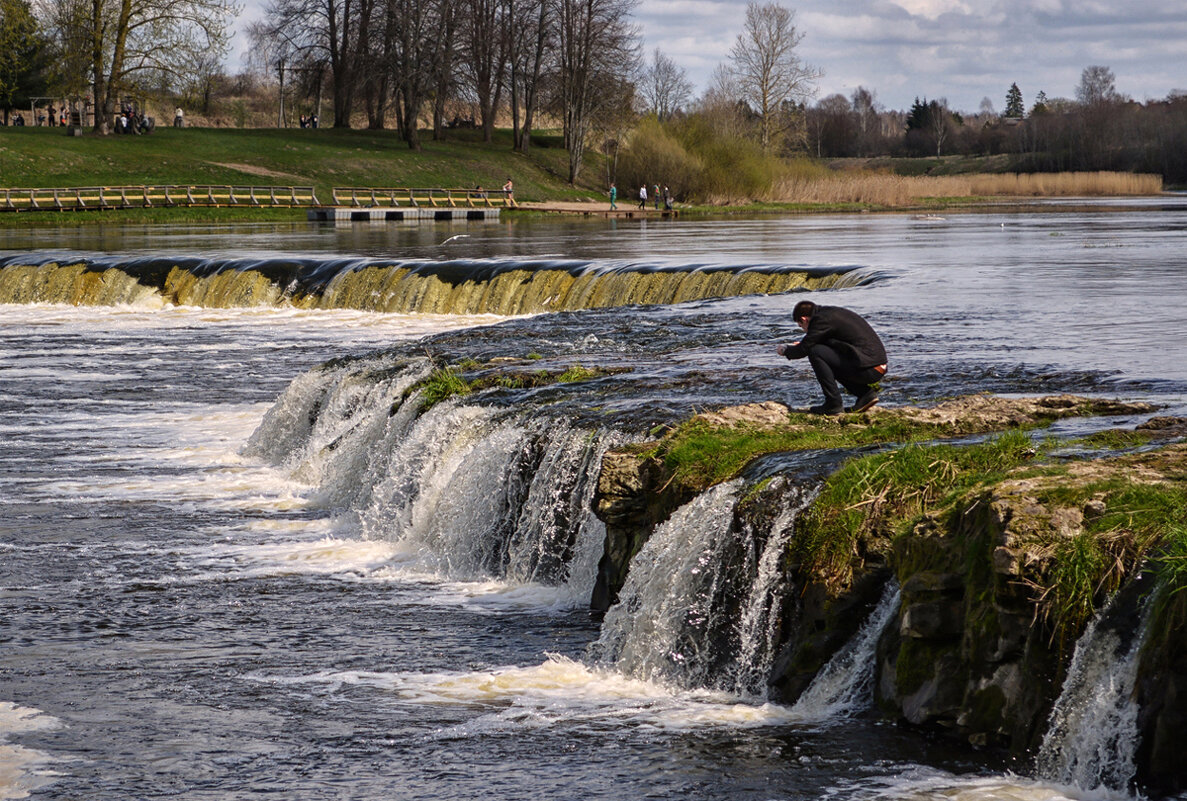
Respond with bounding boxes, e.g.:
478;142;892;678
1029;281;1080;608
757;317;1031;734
791;430;1040;590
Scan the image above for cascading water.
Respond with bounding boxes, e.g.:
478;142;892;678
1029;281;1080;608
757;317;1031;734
790;581;901;722
242;353;623;601
1035;596;1153;794
589;477;820;696
0;254;866;313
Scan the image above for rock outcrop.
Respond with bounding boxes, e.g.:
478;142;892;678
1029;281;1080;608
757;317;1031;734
591;396;1187;795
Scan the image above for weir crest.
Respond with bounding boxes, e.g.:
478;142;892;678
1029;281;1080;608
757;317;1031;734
0;254;869;313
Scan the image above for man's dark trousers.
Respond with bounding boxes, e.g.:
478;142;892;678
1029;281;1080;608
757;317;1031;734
806;343;883;409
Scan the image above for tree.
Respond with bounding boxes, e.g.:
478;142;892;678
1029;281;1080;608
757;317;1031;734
905;96;954;156
1031;89;1048;116
0;0;48;120
1077;65;1118;106
640;47;691;122
1004;82;1023;118
44;0;238;133
727;1;819;152
553;0;641;183
459;0;506;141
850;85;878;155
504;0;549;151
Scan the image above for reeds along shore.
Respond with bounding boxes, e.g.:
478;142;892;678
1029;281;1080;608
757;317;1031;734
766;171;1163;206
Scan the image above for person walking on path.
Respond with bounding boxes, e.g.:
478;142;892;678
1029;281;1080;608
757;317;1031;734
609;183;617;209
638;185;647;209
653;184;660;209
776;300;887;415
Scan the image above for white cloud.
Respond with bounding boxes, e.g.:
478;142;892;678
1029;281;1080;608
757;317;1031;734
633;0;1187;111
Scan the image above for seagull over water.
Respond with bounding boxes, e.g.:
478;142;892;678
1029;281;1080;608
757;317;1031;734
442;234;471;245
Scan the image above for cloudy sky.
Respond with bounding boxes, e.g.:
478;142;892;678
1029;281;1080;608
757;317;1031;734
634;0;1187;113
233;0;1186;115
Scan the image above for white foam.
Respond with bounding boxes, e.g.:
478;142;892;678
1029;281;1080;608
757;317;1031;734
0;703;61;800
255;654;807;734
825;764;1134;801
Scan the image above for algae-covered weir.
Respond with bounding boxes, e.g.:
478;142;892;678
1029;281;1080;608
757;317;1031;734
3;200;1187;801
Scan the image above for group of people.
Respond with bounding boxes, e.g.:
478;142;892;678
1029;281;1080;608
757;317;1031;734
114;106;153;134
298;114;320;128
38;105;69;126
607;183;674;211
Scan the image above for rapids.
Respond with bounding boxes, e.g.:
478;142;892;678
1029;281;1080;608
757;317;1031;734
3;204;1187;800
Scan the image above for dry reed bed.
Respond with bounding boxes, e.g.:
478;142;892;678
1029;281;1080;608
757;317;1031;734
769;171;1163;206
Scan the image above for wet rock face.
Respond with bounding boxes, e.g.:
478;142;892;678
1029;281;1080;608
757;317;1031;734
877;491;1067;751
590;449;697;613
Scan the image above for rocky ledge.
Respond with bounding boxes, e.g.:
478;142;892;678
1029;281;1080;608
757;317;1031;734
591;394;1187;795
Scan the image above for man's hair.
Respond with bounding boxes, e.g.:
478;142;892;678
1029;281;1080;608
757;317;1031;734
792;300;817;320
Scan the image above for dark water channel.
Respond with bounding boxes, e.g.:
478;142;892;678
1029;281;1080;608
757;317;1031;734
2;203;1186;800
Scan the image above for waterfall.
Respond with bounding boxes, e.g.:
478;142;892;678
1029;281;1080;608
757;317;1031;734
243;355;620;597
1035;597;1152;794
590;478;817;695
790;581;901;722
0;256;862;313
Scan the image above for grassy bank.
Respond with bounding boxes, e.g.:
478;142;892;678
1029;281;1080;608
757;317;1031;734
0;125;604;205
0;125;1169;227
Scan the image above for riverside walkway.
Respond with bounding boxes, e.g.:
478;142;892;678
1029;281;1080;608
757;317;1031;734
0;185;321;211
515;201;679;218
0;185;514;214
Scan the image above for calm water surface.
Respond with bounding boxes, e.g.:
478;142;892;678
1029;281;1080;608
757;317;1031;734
2;205;1186;800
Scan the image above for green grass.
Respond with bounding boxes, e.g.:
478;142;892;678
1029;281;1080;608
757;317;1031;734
407;361;619;411
652;413;1013;492
1149;525;1187;632
415;366;472;410
0;126;605;224
1071;429;1156;450
792;430;1040;589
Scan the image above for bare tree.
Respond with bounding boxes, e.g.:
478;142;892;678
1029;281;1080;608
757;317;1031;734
692;64;750;140
640;46;690;121
850;85;878;155
429;0;458;139
1077;64;1119;106
727;1;819;151
505;0;549;151
458;0;506;141
251;0;370;128
553;0;640;183
931;97;954;156
42;0;238;132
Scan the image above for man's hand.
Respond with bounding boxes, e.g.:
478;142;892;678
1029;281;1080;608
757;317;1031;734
776;344;787;356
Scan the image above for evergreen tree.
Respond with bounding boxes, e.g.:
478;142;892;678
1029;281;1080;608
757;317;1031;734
1031;90;1049;116
1004;82;1024;118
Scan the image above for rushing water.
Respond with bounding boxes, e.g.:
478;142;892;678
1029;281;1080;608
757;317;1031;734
3;204;1187;800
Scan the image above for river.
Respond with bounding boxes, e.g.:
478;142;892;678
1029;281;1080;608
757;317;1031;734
2;201;1186;800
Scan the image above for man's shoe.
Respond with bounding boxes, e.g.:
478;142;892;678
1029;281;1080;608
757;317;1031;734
848;389;879;413
809;403;844;416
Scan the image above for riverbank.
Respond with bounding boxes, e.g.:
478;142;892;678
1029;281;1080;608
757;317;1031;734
0;126;1171;228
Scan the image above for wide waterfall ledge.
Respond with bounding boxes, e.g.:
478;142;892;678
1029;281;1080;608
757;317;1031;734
255;339;1187;797
0;255;872;313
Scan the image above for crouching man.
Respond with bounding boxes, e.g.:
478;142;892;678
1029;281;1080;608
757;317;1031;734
776;300;887;415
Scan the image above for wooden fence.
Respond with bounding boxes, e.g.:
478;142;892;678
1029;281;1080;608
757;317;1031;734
0;185;321;212
331;187;516;208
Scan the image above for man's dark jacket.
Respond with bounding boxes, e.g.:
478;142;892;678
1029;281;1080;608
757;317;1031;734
783;306;887;368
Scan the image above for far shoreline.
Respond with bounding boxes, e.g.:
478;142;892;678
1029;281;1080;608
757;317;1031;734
0;193;1180;229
